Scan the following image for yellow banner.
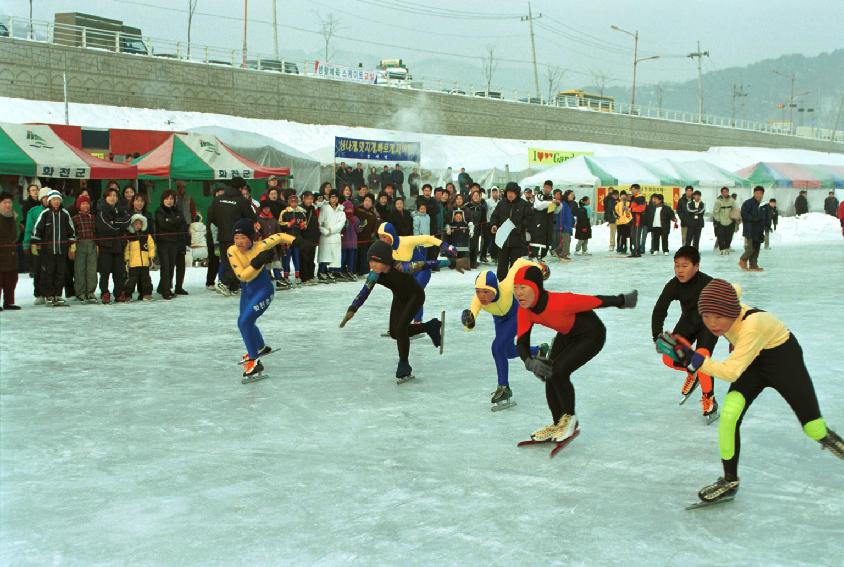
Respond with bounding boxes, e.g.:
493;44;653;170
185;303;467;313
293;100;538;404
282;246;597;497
528;148;592;166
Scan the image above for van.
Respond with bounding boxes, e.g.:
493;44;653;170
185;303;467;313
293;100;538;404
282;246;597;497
53;12;148;55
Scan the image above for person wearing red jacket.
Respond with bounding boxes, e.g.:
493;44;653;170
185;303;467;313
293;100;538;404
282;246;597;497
628;184;647;257
838;200;844;238
514;265;637;445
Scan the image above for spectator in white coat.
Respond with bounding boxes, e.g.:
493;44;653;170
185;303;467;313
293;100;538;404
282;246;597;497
317;191;347;283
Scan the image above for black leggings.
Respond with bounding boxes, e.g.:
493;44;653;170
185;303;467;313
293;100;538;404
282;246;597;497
546;312;607;422
389;291;426;361
721;334;822;479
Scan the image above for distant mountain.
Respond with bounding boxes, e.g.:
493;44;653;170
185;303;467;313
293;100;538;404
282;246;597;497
589;50;844;130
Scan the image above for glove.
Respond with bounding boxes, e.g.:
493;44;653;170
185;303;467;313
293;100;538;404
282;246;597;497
287;220;296;228
298;220;306;230
490;225;498;234
293;237;315;253
68;244;77;260
339;307;356;328
524;356;553;381
656;333;705;371
30;244;38;256
440;242;457;256
249;249;275;269
461;309;475;330
621;289;638;308
445;225;452;235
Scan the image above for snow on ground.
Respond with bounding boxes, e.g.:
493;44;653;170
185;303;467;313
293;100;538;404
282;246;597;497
2;96;844;173
1;215;842;566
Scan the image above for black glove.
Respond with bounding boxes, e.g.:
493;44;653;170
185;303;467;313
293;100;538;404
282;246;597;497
293;237;315;253
451;257;470;274
621;289;638;308
461;309;475;330
250;249;275;269
524;356;553;381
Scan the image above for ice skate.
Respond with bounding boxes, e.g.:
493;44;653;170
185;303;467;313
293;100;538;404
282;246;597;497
241;359;267;384
33;296;45;305
424;313;443;354
688;477;739;509
528;423;557;443
819;429;844;460
679;372;699;405
551;414;579;443
395;359;414;384
239;345;272;364
490;385;516;412
702;394;719;424
275;279;290;290
215;282;232;296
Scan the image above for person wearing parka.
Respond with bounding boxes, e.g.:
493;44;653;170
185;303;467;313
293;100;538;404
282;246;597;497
0;192;20;309
124;213;156;300
489;182;532;280
739;186;769;271
711;187;737;253
354;195;379;275
31;190;77;302
154;190;185;299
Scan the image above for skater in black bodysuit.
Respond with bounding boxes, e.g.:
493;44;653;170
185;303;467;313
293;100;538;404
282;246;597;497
340;240;445;380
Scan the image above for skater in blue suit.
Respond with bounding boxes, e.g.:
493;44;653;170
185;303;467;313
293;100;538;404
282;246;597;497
228;218;304;380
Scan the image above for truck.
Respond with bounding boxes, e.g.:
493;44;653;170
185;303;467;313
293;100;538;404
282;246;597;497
377;59;412;84
53;12;149;55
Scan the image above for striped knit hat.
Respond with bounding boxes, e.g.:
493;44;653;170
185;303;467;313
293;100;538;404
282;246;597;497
698;279;741;319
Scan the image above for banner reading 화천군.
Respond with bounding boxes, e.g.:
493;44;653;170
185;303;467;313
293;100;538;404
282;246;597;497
334;136;421;162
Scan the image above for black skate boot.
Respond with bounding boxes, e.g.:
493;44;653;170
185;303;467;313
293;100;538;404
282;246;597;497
697;477;739;504
240;345;272;364
396;359;414;384
819;429;844;460
424;317;442;351
702;393;719;425
241;359;266;384
490;385;515;412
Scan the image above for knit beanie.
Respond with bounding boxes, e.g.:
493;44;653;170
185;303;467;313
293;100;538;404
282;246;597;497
504;182;520;196
367;240;393;266
233;218;256;240
38;187;51;201
698;279;741;319
76;194;90;207
47;190;63;204
513;265;545;300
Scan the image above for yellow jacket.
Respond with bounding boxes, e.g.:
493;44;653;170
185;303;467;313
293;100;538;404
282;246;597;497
228;232;297;283
124;234;156;268
467;257;538;322
615;201;632;225
700;305;790;382
377;222;442;262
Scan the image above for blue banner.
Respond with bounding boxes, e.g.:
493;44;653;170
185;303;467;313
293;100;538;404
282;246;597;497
334;136;420;162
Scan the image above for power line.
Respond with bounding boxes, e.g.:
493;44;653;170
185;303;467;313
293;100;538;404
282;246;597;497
347;0;522;20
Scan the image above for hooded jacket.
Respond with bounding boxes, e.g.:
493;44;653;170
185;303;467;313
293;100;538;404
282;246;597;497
207;186;257;243
124;215;156;268
32;204;76;255
96;201;131;253
466;258;538;322
489;189;532;247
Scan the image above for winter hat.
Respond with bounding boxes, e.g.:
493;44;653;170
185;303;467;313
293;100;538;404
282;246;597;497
504;182;520;196
367;240;393;266
233;218;256;240
230;176;247;189
76;194;91;207
698;279;741;320
513;265;545;302
258;204;274;219
474;270;500;302
47;190;63;204
377;222;400;249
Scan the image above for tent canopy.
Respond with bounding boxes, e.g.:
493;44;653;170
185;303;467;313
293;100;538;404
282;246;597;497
655;159;751;188
134;132;290;180
187;126;321;190
520;155;618;187
0;121;136;179
735;162;844;189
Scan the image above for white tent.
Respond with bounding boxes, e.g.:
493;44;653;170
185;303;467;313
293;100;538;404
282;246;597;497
520;156;618;187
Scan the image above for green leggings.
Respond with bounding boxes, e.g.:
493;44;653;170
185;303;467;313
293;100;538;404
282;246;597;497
719;334;826;480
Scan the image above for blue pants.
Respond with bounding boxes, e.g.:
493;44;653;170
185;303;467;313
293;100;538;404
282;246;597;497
342;248;357;273
238;270;274;359
283;246;300;275
493;309;539;386
412;268;431;323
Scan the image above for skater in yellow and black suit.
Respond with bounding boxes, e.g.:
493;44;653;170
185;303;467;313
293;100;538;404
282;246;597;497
661;279;844;504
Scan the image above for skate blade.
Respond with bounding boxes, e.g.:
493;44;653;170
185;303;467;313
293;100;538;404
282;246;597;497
396;375;416;385
704;411;720;425
241;373;269;384
491;400;516;412
439;310;445;355
685;495;735;510
517;438;553;447
678;382;699;405
380;332;392;338
550;428;581;458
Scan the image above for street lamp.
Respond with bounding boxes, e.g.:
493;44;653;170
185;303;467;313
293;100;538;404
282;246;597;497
611;25;659;113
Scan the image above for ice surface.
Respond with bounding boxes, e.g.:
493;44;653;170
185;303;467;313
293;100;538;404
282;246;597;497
1;217;843;566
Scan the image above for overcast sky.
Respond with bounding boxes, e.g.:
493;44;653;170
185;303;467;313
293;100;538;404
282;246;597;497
7;0;844;89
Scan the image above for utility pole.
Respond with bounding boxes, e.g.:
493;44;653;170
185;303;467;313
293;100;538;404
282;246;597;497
611;25;658;114
688;41;709;123
773;69;796;134
831;92;844;143
28;0;34;40
521;3;542;101
731;84;748;126
272;0;279;60
242;0;248;68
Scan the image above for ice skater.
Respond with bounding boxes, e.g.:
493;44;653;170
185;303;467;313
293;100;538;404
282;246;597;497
461;257;550;409
513;265;637;450
377;221;456;324
658;279;844;506
228;218;307;382
651;246;719;422
340;240;452;382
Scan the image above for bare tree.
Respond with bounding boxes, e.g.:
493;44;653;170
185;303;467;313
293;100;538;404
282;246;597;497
187;0;199;59
545;65;565;103
655;81;665;116
591;70;611;97
318;13;339;64
482;45;498;94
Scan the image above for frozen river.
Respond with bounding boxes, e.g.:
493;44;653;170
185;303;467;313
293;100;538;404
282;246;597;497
2;218;843;566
